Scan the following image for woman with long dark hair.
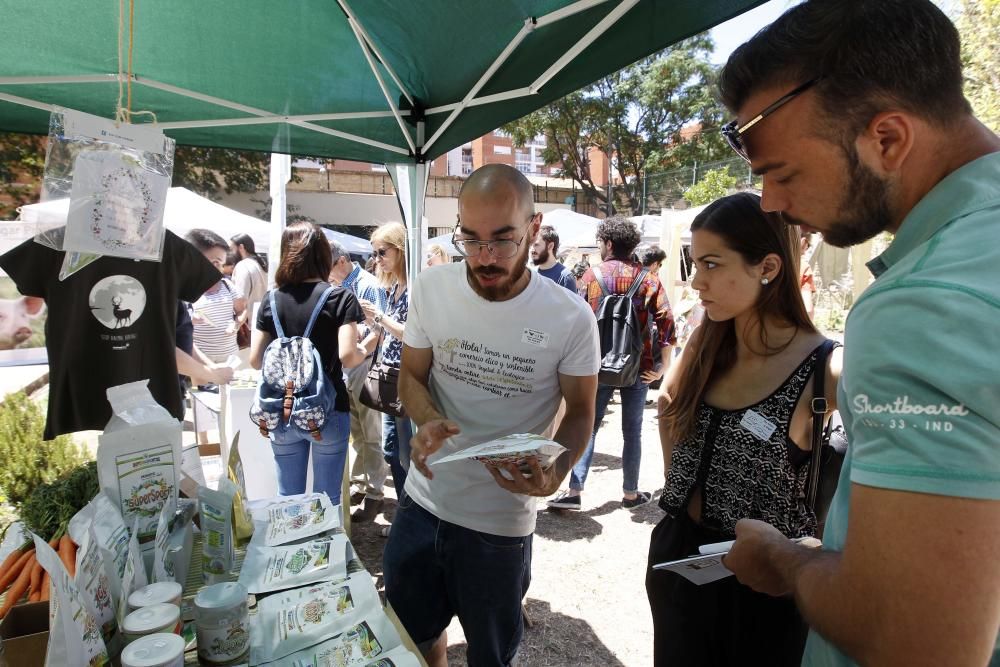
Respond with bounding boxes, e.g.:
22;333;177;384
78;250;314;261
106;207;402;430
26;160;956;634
647;192;841;665
250;223;374;501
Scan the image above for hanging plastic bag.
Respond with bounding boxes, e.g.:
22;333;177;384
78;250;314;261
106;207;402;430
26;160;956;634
36;108;174;279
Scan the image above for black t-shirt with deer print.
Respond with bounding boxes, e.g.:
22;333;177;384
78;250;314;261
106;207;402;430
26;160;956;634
0;230;220;438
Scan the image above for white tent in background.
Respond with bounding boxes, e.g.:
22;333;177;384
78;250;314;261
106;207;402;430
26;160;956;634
322;228;373;256
18;187;273;251
540;208;600;249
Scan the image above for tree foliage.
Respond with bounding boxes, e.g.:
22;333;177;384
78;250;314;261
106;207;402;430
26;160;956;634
683;167;740;206
0;133;279;218
503;36;727;215
955;0;1000;132
172;145;271;199
0;133;45;219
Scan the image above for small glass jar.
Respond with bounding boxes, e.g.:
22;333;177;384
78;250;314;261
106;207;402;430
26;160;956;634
120;633;186;667
194;582;250;664
121;603;182;645
128;581;183;612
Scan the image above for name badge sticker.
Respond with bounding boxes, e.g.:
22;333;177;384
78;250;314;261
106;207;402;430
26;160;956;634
740;409;777;442
521;328;550;348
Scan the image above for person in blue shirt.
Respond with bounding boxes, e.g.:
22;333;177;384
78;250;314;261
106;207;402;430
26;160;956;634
530;224;578;292
711;1;1000;665
329;239;390;522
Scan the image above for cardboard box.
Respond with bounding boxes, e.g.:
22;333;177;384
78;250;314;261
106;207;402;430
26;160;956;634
0;601;48;666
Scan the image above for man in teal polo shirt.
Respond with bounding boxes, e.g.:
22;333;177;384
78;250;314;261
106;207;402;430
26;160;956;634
712;1;1000;665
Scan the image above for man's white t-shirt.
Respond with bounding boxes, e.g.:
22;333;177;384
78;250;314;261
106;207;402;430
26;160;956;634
403;263;599;537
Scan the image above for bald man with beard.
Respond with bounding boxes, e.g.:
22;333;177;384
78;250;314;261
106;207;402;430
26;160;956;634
383;164;600;667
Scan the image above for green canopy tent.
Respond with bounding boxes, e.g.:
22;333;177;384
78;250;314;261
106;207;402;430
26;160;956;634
0;0;764;281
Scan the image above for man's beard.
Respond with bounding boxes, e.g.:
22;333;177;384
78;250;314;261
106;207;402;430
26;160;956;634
531;247;549;266
466;249;529;302
798;145;894;248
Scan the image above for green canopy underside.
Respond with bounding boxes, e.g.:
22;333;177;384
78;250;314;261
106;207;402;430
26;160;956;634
0;0;764;164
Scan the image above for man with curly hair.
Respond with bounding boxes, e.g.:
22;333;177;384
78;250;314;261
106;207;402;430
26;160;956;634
548;216;676;511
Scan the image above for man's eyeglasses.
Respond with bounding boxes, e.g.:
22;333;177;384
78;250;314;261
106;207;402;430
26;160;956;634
452;214;538;260
721;77;822;163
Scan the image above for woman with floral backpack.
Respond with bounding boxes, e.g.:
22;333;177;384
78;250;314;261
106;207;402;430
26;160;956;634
250;222;375;502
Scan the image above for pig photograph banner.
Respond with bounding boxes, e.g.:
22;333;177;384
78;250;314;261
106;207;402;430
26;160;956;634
0;223;48;366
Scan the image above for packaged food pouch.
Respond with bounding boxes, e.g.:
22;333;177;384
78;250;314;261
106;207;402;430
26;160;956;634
431;433;567;478
152;498;176;583
249;493;341;547
74;525;119;652
97;381;181;548
248;571;381;665
116;520;148;636
199;483;236;583
365;645;425;667
259;612;410;666
163;500;195;587
68;492;131;601
227;432;254;543
237;532;350;594
32;533;110;667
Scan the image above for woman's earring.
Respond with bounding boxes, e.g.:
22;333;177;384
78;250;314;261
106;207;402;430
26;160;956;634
761;278;769;285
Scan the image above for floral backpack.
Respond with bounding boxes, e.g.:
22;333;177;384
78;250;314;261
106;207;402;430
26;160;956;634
250;286;336;441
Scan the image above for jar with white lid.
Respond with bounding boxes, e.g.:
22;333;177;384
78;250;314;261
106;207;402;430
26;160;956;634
122;603;182;645
128;581;183;611
194;581;250;663
120;633;186;667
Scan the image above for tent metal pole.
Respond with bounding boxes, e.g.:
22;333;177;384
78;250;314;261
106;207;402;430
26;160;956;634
414;121;427;282
0;74;113;85
137;76;274;116
286;121;411;154
530;0;639;93
535;0;611;27
335;0;415;108
156;110;406;129
422;18;535;154
425;86;535;116
267;153;291;288
0;91;57;113
138;76;405;153
346;17;417;155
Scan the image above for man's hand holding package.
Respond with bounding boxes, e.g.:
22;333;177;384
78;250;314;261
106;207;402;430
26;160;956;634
486;456;560;497
411;418;461;479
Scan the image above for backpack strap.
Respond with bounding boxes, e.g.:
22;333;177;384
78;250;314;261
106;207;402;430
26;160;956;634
303;285;336;338
806;339;838;510
591;266;610;298
591;266;647;298
625;268;649;299
268;289;285;340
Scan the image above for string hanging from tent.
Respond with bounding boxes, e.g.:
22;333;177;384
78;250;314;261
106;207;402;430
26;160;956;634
115;0;156;125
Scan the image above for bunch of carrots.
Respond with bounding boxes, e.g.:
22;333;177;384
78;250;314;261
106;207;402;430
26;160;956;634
0;535;77;619
0;461;98;619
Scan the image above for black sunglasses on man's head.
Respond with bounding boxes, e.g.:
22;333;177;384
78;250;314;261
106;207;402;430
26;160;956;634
721;77;822;163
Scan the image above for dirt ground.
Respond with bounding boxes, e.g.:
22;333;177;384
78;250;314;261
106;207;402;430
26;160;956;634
349;397;666;666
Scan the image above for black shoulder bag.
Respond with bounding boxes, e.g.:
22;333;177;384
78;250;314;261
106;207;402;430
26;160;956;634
806;339;849;534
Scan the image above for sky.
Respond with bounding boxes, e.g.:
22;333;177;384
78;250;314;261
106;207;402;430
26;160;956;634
709;0;800;65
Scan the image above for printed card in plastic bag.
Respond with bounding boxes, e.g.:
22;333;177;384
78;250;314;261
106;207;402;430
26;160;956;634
36;108;174;278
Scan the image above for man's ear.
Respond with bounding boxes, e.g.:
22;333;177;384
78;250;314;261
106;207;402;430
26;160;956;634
858;111;915;174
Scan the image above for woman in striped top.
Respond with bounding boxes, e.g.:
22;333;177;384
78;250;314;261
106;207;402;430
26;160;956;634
186;229;247;364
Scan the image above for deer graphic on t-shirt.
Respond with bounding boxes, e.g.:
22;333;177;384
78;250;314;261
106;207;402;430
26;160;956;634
111;296;132;328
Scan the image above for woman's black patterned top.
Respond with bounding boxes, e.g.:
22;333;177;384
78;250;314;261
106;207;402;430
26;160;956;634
659;343;829;539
